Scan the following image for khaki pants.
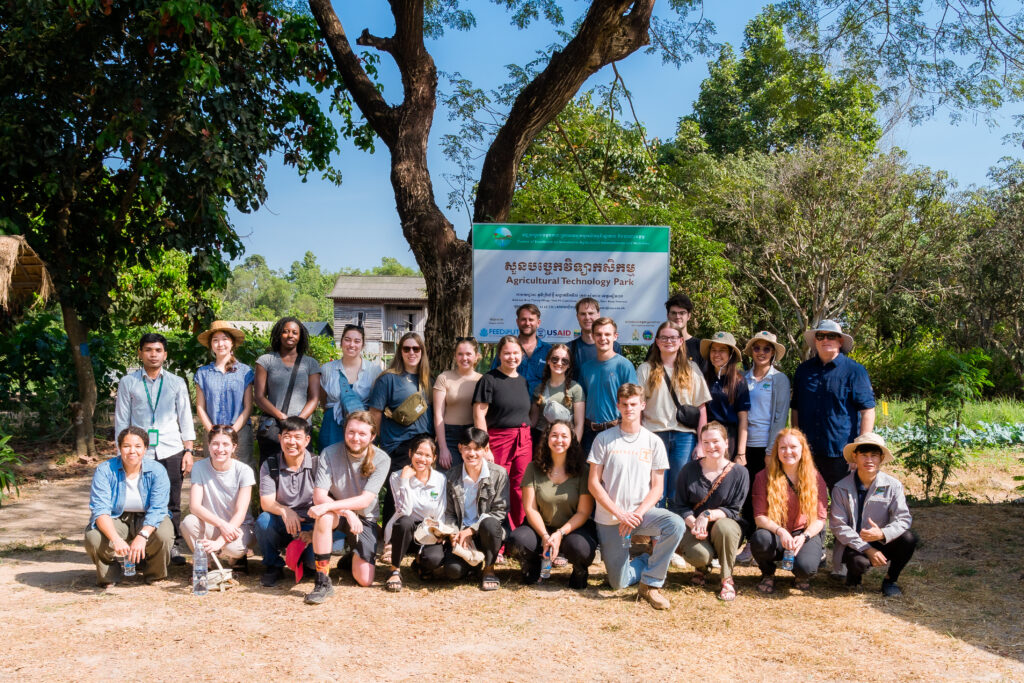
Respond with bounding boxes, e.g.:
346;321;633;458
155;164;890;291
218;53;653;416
180;514;254;561
84;514;174;585
679;517;743;580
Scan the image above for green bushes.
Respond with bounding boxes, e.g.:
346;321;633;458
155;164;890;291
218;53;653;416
0;433;24;503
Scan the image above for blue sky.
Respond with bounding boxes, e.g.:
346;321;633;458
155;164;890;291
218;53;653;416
229;2;1020;273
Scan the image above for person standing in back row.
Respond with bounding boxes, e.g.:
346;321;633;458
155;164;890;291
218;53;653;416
665;293;707;374
567;297;622;382
578;317;638;454
114;332;196;566
490;303;551;397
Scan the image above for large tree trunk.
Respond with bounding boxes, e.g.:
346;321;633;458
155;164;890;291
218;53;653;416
60;301;97;458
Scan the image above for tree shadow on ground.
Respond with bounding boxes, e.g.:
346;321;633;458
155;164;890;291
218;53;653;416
867;502;1024;665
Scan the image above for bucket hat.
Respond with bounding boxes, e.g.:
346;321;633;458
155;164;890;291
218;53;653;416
743;330;787;361
804;320;854;354
197;320;245;348
700;331;742;362
842;433;893;465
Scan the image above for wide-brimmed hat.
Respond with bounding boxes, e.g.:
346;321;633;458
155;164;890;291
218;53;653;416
804;320;854;354
197;320;245;348
700;331;742;362
743;330;786;361
842;433;893;465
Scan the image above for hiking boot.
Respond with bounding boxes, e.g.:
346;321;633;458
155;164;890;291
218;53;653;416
304;575;335;605
260;565;284;588
169;545;186;566
881;578;903;598
638;582;670;610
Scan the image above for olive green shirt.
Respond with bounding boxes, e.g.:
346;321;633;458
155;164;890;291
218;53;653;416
521;461;590;530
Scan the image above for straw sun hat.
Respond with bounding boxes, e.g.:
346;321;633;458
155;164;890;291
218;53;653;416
700;331;743;362
197;320;245;348
743;330;786;361
842;433;893;465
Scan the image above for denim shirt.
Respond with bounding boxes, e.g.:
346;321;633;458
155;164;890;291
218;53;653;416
87;457;170;530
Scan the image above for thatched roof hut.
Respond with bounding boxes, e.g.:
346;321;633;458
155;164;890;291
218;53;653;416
0;235;53;313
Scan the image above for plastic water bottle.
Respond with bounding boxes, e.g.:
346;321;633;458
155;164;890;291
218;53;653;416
540;548;553;580
781;547;795;571
192;546;209;596
123;554;137;577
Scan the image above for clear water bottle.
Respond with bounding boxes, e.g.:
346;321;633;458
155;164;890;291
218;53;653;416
540;548;553;580
192;545;209;596
123;555;137;577
781;547;795;571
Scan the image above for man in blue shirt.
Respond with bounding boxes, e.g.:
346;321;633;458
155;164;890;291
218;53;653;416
567;297;622;381
791;320;876;491
578;317;638;454
490;303;551;396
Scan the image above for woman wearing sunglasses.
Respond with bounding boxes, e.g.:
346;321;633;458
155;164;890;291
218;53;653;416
530;343;585;442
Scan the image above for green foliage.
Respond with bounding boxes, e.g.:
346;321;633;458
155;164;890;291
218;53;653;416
507;90;737;334
689;9;881;157
0;434;25;502
110;249;221;329
894;349;993;503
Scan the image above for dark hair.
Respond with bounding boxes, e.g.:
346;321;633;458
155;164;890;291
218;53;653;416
458;426;490;449
574;297;600;313
535;420;586;477
535;343;575;410
854;444;884;457
138;332;168;351
270;316;309;356
664;293;694;314
516;303;541;318
407;435;438;466
117;426;149;449
340;324;365;344
206;329;239;373
206;424;239;446
279;415;311;436
703;342;743;403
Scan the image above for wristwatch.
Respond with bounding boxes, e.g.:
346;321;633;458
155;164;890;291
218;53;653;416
183;448;194;455
701;510;712;518
139;528;152;540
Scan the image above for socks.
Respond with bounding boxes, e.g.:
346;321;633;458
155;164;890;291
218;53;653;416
314;553;331;579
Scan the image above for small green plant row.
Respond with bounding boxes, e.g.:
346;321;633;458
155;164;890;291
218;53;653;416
878;422;1024;449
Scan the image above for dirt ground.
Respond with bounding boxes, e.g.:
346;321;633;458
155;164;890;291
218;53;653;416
0;448;1022;681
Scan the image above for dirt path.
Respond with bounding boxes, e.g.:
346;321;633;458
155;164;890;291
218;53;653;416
1;474;1022;681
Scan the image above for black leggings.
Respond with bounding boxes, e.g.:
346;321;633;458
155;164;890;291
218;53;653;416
441;517;504;580
156;451;184;541
740;446;768;533
389;516;447;576
507;521;598;571
843;530;918;583
749;527;824;579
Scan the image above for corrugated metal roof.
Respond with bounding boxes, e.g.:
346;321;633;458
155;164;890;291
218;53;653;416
327;275;427;302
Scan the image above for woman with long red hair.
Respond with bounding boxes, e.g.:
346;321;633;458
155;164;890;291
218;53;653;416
749;428;828;594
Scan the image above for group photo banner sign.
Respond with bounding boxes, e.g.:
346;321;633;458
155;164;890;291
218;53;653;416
472;223;670;345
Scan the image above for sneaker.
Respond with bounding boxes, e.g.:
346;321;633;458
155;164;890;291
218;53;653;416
260;565;284;588
593;548;603;566
736;544;753;565
670;552;688;569
637;582;670;610
229;557;249;575
881;578;903;598
304;575;335;605
710;558;721;569
169;545;186;566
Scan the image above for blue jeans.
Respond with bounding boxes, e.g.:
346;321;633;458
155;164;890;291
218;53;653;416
596;507;685;589
655;430;696;509
254;511;314;569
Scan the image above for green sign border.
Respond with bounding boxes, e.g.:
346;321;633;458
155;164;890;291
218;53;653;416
473;223;669;252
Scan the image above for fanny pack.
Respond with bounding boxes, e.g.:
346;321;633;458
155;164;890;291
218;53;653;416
385;378;427;427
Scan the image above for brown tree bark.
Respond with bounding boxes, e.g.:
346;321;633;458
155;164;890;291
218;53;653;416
308;0;654;366
60;301;98;458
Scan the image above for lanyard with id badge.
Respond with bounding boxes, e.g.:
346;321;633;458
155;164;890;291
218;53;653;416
143;374;164;454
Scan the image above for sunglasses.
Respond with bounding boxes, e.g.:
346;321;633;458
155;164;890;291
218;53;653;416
455;336;477;343
751;345;774;353
815;332;842;341
401;346;422;353
549;357;570;366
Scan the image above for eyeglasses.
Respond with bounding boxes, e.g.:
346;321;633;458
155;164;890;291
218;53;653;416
549;357;570;366
401;346;422;353
455;336;476;343
656;335;681;343
815;332;842;341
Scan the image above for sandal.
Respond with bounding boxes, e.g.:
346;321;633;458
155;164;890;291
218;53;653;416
719;577;736;601
385;569;402;593
794;578;811;591
553;555;568;568
690;569;706;587
757;576;776;595
481;573;501;591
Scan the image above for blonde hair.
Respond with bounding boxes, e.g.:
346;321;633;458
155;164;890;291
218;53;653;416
764;428;820;527
344;410;379;478
645;322;693;396
382;331;431;390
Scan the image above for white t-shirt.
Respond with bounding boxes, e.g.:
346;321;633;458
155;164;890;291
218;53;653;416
123;473;145;513
190;458;256;524
587;426;668;525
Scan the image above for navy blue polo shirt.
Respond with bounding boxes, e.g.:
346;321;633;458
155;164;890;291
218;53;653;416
792;353;875;459
706;372;751;427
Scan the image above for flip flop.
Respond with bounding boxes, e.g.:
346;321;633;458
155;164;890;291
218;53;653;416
481;573;501;591
385;569;402;593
